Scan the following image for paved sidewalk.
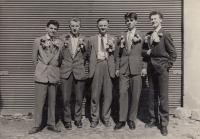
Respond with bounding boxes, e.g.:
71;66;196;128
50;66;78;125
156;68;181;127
0;116;200;139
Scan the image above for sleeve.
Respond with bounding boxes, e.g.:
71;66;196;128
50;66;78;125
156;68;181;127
32;39;39;69
114;34;121;70
165;32;177;68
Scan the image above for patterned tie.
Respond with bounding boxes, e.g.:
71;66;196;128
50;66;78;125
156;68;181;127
100;35;105;52
128;32;132;52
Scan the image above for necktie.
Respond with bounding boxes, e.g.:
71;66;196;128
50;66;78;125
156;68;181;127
100;35;104;52
128;32;132;52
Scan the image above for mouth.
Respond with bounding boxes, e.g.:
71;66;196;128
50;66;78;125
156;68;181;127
73;29;77;32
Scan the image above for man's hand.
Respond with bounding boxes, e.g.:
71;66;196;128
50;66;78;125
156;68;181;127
141;68;147;77
115;70;119;77
147;49;151;56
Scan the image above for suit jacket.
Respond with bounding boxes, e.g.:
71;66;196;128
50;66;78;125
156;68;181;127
88;34;116;78
59;33;89;80
32;35;63;84
115;29;147;75
142;28;177;74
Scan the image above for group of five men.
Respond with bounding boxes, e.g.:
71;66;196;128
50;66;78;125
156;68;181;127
29;10;177;136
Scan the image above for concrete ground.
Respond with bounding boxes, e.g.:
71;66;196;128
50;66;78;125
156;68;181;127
0;115;200;139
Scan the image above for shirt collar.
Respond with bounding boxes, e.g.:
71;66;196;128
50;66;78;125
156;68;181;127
127;28;136;34
45;34;55;41
154;25;162;32
70;32;79;38
99;33;107;38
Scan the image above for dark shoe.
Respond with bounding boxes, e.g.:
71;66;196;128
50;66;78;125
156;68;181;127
90;121;99;128
47;126;61;133
161;126;168;136
29;127;41;134
103;121;111;127
128;121;136;130
74;120;82;128
114;122;126;130
64;122;72;130
145;121;159;128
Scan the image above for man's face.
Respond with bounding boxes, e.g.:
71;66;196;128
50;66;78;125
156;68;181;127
150;14;162;29
97;20;109;35
70;21;80;36
125;17;137;31
46;24;58;38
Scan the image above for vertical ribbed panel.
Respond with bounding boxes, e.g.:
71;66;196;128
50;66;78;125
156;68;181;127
0;0;182;113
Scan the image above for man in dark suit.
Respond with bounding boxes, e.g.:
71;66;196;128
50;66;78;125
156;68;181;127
114;12;147;130
142;10;177;136
89;18;116;128
60;17;89;130
29;20;63;134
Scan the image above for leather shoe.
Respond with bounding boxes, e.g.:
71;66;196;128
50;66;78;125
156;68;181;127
161;126;168;136
145;121;159;128
128;121;136;130
103;121;111;127
90;121;99;128
114;122;125;130
47;126;61;133
74;120;82;128
64;122;72;130
29;127;41;134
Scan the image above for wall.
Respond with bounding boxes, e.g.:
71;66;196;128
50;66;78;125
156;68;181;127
184;0;200;109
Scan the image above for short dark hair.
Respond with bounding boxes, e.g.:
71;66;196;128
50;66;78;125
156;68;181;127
97;18;109;24
149;10;163;19
69;17;81;24
46;20;59;28
124;12;137;20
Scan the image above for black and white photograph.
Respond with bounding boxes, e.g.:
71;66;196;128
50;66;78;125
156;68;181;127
0;0;199;139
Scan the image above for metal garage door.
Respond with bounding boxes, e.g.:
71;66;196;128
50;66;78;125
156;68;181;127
0;0;182;115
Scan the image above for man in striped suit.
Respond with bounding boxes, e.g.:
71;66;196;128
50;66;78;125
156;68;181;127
89;18;116;128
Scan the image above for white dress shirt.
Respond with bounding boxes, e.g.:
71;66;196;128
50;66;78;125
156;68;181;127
70;34;79;57
98;34;108;60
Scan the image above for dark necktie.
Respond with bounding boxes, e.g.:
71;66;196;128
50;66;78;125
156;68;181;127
100;35;104;52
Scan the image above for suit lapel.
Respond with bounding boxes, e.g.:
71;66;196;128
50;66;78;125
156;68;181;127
123;31;129;55
73;34;83;58
129;29;138;54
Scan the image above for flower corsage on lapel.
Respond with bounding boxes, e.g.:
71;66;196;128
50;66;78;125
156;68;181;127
51;39;59;54
153;32;163;43
132;33;142;45
64;35;70;48
118;35;126;49
77;37;86;53
40;39;50;50
144;34;150;44
105;38;115;53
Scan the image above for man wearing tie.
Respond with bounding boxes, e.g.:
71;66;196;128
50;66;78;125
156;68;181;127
29;20;62;134
114;12;147;130
142;10;177;136
89;18;116;128
60;17;89;130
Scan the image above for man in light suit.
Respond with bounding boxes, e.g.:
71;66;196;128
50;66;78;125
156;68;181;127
29;20;63;134
60;17;89;130
114;12;147;130
142;10;177;136
89;18;116;128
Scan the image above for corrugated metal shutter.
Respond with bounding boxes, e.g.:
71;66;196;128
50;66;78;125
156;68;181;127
0;0;182;114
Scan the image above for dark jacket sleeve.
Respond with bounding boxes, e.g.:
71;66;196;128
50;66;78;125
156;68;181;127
165;32;177;68
114;34;121;70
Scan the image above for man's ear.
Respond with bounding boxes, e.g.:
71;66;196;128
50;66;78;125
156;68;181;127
107;24;110;29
